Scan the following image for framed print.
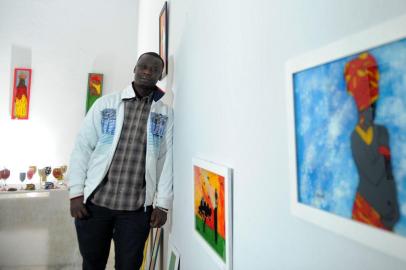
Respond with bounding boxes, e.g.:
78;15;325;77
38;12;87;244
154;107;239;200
193;158;232;270
86;73;103;113
11;68;32;119
166;242;180;270
159;1;168;79
286;14;406;261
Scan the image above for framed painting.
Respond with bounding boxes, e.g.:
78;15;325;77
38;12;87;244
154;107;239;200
286;14;406;260
193;158;232;270
159;1;168;80
166;242;180;270
11;68;32;120
86;73;103;113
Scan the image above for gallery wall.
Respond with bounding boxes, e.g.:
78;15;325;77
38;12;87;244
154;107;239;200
0;0;139;184
0;1;139;267
137;0;406;269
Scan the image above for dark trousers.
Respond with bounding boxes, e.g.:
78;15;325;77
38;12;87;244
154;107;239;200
75;202;152;270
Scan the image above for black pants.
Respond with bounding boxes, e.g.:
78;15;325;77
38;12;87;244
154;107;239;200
74;202;152;270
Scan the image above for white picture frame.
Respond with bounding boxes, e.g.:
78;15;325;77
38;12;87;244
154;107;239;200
286;14;406;261
166;242;180;270
192;158;233;270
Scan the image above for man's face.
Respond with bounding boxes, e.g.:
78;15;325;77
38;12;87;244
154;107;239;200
133;54;163;88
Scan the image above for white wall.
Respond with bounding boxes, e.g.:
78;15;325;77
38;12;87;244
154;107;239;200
0;0;139;184
137;0;406;269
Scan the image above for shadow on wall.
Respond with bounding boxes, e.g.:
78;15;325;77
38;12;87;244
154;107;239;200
10;45;32;116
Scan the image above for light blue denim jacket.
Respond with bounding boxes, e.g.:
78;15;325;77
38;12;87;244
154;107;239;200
67;84;173;209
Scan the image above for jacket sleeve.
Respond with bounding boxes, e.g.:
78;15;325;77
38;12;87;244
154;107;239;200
155;107;174;209
67;101;101;199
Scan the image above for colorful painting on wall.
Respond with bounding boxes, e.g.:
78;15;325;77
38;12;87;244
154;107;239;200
286;15;406;260
193;158;232;270
159;1;168;79
86;73;103;113
11;68;32;119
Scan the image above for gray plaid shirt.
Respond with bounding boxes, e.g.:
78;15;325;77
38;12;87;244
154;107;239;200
91;91;153;210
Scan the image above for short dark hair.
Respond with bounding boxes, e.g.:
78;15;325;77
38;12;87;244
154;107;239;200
137;52;164;69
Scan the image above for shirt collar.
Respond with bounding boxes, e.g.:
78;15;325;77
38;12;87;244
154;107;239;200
121;83;165;102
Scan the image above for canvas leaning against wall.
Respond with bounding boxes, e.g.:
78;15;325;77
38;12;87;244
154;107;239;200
286;14;406;261
11;68;32;119
193;158;232;270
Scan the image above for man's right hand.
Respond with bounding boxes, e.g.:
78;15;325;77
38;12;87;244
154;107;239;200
70;196;89;219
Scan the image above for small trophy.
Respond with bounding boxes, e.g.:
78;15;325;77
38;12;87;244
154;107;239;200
38;168;47;187
27;166;37;180
52;168;63;186
19;172;26;189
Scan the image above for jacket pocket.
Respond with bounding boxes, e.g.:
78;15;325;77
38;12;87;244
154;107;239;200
100;108;116;144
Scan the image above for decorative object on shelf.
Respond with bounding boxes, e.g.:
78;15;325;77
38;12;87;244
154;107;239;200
159;1;168;80
52;168;62;180
86;73;103;113
27;166;37;180
11;68;32;120
193;158;232;270
25;184;35;190
7;187;17;192
61;165;67;180
0;168;11;187
19;172;26;185
44;166;51;176
45;182;54;190
285;15;406;261
38;168;46;185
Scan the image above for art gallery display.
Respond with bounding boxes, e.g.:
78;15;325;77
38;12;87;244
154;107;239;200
286;14;406;260
193;158;232;270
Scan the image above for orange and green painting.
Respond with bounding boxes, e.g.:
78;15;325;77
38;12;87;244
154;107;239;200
86;73;103;113
194;165;226;262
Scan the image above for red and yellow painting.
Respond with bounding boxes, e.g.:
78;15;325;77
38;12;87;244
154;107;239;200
194;165;226;261
11;68;32;120
86;73;103;113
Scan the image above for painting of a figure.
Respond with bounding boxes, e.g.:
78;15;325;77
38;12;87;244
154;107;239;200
11;68;31;119
194;164;226;262
293;38;406;237
345;53;399;230
86;73;103;113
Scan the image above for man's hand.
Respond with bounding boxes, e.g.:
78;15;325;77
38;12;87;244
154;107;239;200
150;208;167;228
70;196;89;219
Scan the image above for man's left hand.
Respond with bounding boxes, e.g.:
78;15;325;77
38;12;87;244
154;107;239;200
150;208;168;228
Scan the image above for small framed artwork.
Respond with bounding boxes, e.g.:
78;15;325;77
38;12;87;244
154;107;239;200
286;14;406;260
193;158;232;270
86;73;103;113
166;242;180;270
11;68;32;120
159;1;168;80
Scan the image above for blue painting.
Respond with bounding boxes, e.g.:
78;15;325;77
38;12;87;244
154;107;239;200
293;37;406;236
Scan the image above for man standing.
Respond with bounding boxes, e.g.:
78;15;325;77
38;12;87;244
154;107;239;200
68;52;173;270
